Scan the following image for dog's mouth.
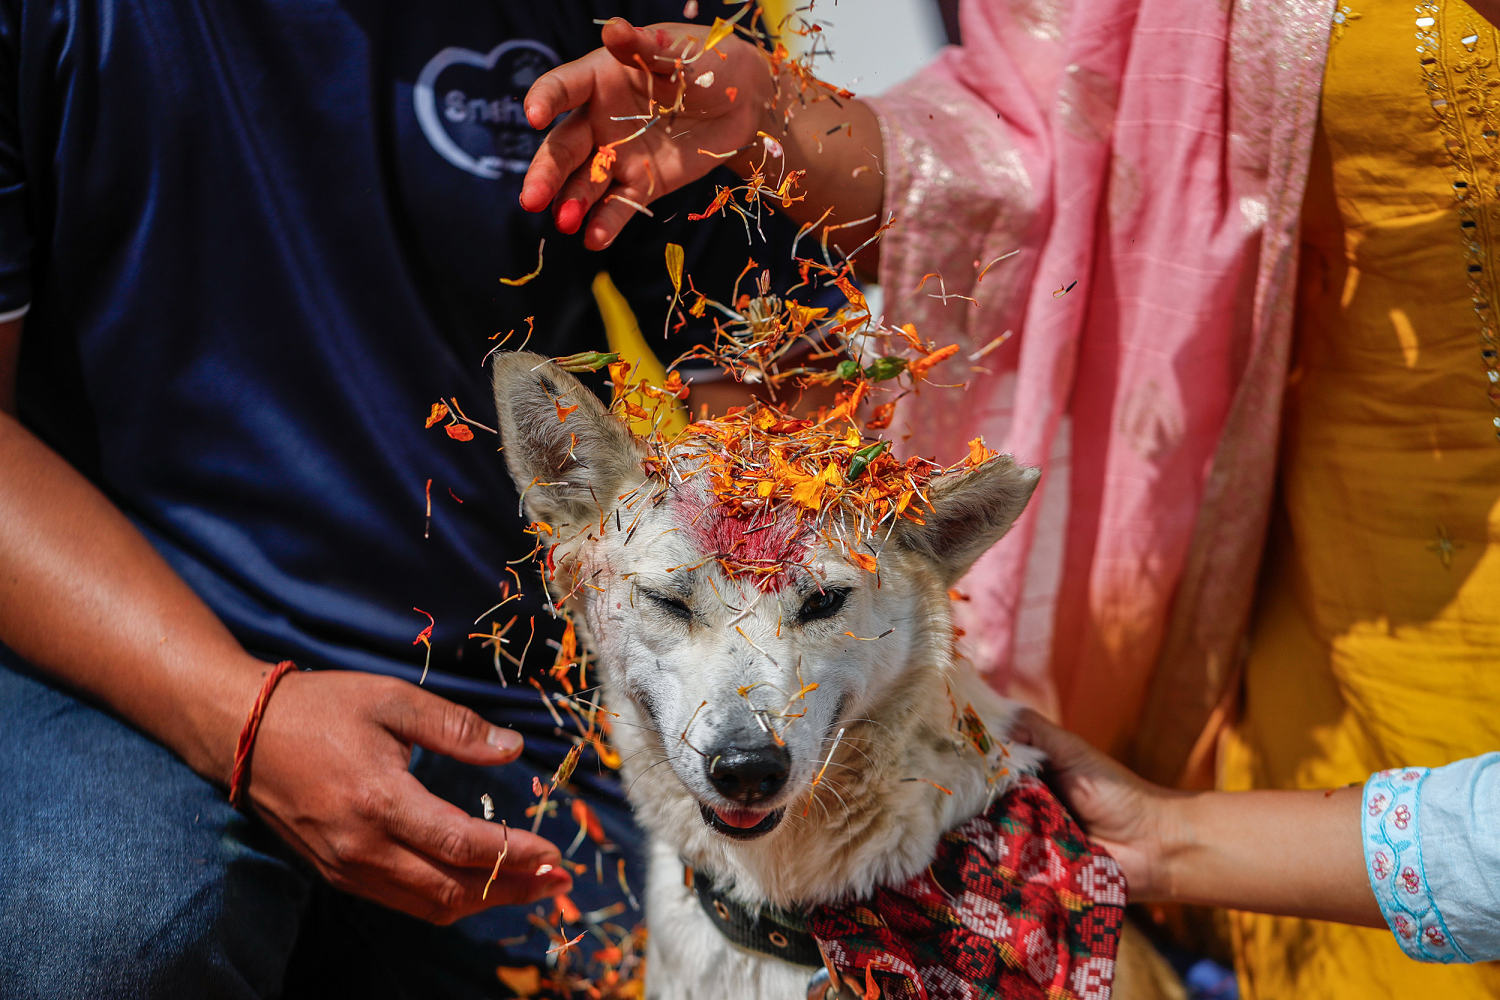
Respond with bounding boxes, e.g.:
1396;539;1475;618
699;803;786;840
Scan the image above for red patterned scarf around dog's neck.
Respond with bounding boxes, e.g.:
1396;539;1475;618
803;776;1127;1000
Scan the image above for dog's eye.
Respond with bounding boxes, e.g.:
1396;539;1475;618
798;587;849;622
645;592;693;622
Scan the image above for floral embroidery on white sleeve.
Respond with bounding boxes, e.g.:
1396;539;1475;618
1362;767;1470;963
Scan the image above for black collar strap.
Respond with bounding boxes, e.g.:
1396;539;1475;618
686;863;826;969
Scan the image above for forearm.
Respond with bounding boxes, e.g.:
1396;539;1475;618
0;410;266;783
732;64;886;266
1155;786;1384;927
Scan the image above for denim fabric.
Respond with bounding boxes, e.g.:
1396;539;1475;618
0;659;647;999
1362;753;1500;964
0;661;309;998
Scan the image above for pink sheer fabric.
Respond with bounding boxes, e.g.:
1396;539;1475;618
869;0;1334;782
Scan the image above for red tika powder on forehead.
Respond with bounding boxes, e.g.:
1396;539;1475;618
675;488;808;592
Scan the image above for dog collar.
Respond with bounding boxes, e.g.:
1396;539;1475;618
686;864;827;969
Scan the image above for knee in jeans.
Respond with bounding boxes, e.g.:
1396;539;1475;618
0;800;307;998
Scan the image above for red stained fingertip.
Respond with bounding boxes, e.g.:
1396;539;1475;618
555;199;586;235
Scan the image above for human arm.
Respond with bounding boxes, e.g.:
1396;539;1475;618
520;18;884;261
0;318;569;922
1019;710;1500;960
1011;708;1383;927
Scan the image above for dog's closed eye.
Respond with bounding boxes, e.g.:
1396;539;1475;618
644;591;694;623
798;587;849;623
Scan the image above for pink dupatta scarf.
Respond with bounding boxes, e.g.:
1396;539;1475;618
868;0;1334;783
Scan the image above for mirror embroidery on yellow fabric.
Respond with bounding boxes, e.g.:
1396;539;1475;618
1330;4;1363;43
1417;0;1500;439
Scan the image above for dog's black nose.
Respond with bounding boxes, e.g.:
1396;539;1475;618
706;744;790;804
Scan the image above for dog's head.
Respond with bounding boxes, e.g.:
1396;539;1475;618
491;352;1037;846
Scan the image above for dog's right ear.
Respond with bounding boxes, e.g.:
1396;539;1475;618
894;455;1039;586
491;352;645;532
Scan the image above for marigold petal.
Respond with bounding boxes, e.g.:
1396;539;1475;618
909;343;960;379
589;145;616;184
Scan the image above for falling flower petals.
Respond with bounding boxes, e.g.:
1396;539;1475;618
908;343;960;380
499;239;545;287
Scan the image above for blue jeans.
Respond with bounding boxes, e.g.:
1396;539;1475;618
0;659;647;999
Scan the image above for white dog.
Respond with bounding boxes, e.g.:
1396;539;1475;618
492;353;1046;999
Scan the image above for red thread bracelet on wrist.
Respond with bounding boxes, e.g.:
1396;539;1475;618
228;659;298;810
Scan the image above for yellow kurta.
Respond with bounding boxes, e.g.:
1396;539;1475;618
1220;1;1500;996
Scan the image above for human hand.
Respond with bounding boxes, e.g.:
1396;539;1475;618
520;17;775;249
244;670;571;924
1011;708;1181;900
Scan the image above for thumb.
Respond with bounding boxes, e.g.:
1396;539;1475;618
1011;707;1091;769
601;17;696;77
379;687;524;765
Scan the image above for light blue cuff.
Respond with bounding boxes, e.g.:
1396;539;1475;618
1412;753;1500;963
1362;766;1468;963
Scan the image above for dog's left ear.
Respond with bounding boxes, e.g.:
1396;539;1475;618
896;456;1039;585
491;351;645;533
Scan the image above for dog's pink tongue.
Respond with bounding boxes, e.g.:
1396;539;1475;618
714;807;766;830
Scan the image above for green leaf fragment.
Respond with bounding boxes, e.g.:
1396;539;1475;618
863;356;907;382
552;351;620;373
847;441;889;480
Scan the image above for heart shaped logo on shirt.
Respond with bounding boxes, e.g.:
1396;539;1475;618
414;40;559;180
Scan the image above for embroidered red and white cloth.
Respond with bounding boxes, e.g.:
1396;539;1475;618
806;778;1127;1000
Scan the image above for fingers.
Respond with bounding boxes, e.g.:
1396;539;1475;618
1010;707;1069;758
523;43;611;132
344;769;570;922
521;110;604;225
601;18;693;75
525;124;658;247
385;772;564;872
380;777;572;921
581;187;652;250
1012;706;1104;772
376;685;524;765
520;18;704;219
520;17;680;133
1008;706;1040;746
332;838;565;924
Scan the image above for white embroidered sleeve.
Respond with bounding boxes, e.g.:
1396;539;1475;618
1362;753;1500;963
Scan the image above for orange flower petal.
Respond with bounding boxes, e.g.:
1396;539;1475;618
967;436;997;466
909;343;960;380
589;145;616;184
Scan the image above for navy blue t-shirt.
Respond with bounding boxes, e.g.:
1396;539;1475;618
0;1;815;725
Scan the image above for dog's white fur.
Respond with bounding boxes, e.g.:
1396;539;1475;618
492;354;1043;999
